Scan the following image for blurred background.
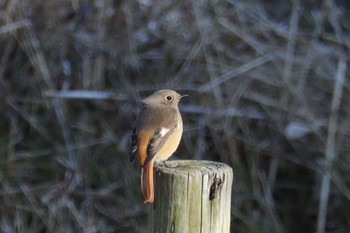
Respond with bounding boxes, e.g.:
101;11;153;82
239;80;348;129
1;0;350;232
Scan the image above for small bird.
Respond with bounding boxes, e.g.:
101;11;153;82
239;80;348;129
130;89;185;203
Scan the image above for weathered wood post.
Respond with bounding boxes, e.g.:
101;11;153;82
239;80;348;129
152;160;233;233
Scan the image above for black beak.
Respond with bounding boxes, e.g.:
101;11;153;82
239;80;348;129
180;94;189;99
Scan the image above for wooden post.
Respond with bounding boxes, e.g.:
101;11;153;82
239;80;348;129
152;160;233;233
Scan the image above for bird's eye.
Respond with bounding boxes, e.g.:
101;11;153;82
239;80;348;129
165;95;173;101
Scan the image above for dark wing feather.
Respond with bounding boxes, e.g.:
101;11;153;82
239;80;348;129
129;128;138;163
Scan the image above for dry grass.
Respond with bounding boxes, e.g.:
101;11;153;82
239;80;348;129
1;0;350;232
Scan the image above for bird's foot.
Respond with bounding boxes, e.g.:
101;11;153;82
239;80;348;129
155;161;178;168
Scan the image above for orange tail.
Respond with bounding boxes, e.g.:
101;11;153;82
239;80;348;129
141;162;154;203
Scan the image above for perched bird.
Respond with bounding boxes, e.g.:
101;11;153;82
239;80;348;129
130;89;185;203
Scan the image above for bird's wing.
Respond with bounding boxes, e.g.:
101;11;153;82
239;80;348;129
144;125;178;165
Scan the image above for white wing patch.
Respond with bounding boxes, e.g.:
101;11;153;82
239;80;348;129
159;127;170;137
